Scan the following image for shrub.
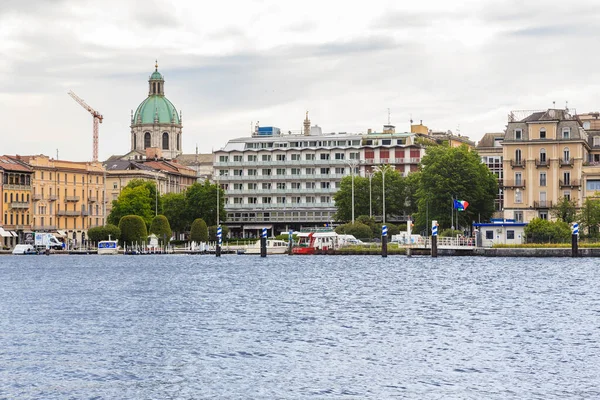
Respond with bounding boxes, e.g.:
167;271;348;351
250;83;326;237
149;215;172;244
525;218;570;243
87;224;121;242
341;222;373;240
190;218;208;243
440;229;462;237
118;215;148;245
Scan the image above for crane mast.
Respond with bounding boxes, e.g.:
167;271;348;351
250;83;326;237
68;90;103;162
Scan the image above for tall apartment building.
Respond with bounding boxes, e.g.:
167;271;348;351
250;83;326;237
502;109;589;222
11;155;106;243
476;133;504;212
0;156;33;247
215;117;426;237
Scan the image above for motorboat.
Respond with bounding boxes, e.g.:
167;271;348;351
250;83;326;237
292;230;339;255
12;244;38;255
245;239;289;255
98;240;119;255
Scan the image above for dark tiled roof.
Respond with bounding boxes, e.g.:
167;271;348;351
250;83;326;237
0;156;33;172
476;133;504;148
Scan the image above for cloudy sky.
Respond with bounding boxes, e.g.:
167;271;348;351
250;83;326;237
2;0;600;161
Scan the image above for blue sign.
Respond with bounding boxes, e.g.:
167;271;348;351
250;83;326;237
217;226;222;245
382;225;388;237
432;221;438;237
572;223;579;235
262;228;267;238
98;241;117;249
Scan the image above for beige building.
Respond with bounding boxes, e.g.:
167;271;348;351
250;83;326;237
502;109;589;222
9;155;106;243
0;156;33;248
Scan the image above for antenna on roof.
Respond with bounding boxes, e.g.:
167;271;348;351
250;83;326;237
553;101;556;108
565;100;569;111
387;108;391;125
56;149;59;160
409;113;413;124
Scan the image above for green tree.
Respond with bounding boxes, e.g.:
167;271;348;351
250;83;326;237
149;215;172;245
578;197;600;237
190;218;208;243
334;222;372;240
87;224;121;242
415;144;497;230
162;192;188;234
551;196;578;224
108;179;158;227
208;225;230;241
524;218;570;243
118;215;148;245
186;181;226;225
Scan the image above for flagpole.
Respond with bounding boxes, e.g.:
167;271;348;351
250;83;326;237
451;196;454;230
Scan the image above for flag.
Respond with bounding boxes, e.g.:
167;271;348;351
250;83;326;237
453;199;469;211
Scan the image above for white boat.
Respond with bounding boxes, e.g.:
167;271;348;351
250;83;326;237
245;239;289;255
12;244;37;255
98;240;119;255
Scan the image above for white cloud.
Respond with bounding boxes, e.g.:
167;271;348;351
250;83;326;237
1;0;600;161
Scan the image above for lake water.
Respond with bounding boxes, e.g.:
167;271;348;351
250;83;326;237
1;255;599;399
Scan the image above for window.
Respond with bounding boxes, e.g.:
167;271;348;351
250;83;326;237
144;132;151;148
247;154;257;162
277;183;286;190
320;153;330;160
564;191;571;201
515;149;522;163
540;149;546;163
335;153;345;160
563;128;571;139
219;169;228;176
219;155;229;162
277;196;286;204
276;168;286;175
291;168;300;175
382;139;391;145
262;183;271;190
349;152;360;160
594;136;600;147
247;169;257;176
515;172;522;186
486;230;494;240
233;155;243;162
262;169;272;176
539;211;548;220
563;171;571;185
262;197;272;204
248;197;258;204
306;196;315;203
276;154;286;161
248;183;257;190
320;196;330;203
233;197;243;204
177;134;180;150
515;129;522;140
540;172;546;186
291;154;301;161
335;167;345;174
162;132;169;149
305;154;315;161
233;169;243;176
539;128;546;139
291;182;301;189
507;230;515;240
291;197;301;204
563;147;570;162
262;155;272;161
515;189;522;203
305;168;315;175
306;182;316;189
514;211;523;223
234;183;242;190
320;168;330;175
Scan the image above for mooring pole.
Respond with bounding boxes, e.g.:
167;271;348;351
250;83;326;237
288;229;293;255
431;220;438;258
216;225;222;257
382;224;388;258
572;222;579;258
260;227;267;258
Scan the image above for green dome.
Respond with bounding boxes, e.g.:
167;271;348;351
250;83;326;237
133;95;180;125
150;71;163;80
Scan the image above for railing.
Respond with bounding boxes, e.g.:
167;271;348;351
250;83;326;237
4;184;31;191
533;200;552;208
559;179;580;187
47;194;58;201
503;179;526;188
560;158;574;167
33;225;57;230
57;210;81;216
65;196;80;202
535;158;549;167
510;159;525;167
88;196;97;202
414;237;476;248
32;193;42;201
10;202;30;209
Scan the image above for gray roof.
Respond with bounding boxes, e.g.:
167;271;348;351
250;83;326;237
104;160;156;172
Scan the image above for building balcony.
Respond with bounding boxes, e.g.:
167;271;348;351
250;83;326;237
533;200;553;208
88;196;97;203
535;158;550;168
65;196;80;202
510;159;525;168
503;179;526;188
57;210;81;216
10;202;30;209
47;194;58;201
4;184;31;191
82;210;90;216
226;202;336;210
32;193;42;201
33;225;57;231
559;179;580;188
560;158;574;167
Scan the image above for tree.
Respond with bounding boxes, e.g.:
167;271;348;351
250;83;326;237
334;167;409;222
186;181;226;226
118;215;148;245
162;192;188;234
87;224;121;242
415;144;497;230
190;218;208;243
108;180;157;227
551;196;578;224
334;222;372;240
524;218;570;243
149;215;172;245
578;197;600;237
208;225;230;241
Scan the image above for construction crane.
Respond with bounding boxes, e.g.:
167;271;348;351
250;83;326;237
68;90;103;162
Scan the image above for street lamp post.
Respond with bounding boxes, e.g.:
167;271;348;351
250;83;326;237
346;159;358;224
374;166;387;224
154;171;158;216
367;171;373;219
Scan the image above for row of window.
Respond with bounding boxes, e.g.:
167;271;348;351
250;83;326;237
135;132;181;151
512;190;571;204
514;148;571;163
219;167;358;177
514;127;571;140
219;152;361;162
3;213;29;226
2;173;31;186
229;182;341;190
245;140;363;149
4;193;29;203
231;196;332;204
36;204;102;215
35;172;104;184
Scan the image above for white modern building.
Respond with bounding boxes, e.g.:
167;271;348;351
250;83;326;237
214;114;426;237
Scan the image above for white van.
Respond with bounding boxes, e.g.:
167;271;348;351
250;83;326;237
12;244;37;255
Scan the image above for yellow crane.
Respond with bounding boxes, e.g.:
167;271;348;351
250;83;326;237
68;90;103;162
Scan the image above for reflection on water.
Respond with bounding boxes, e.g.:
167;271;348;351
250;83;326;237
1;255;599;399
